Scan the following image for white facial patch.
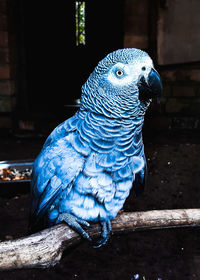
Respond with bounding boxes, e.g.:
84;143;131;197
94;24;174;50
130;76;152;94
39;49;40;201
106;58;154;87
107;62;136;86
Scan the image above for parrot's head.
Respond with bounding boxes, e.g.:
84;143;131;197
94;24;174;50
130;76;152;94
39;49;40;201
81;48;162;118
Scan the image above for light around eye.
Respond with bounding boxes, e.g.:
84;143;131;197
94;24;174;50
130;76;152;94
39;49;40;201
115;69;124;77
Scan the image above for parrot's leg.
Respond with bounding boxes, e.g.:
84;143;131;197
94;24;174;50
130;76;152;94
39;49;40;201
93;220;112;248
56;213;92;241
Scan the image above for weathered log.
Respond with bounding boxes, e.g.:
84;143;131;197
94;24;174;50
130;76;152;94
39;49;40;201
0;208;200;271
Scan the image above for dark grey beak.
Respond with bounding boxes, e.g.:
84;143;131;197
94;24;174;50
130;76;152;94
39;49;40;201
138;69;162;103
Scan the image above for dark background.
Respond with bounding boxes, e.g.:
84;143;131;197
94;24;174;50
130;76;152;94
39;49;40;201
0;0;200;279
0;0;199;135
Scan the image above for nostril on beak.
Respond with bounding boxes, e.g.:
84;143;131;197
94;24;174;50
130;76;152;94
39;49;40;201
138;69;162;102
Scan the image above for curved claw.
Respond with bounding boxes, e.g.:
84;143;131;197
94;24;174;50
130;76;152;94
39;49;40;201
56;213;92;241
93;220;112;248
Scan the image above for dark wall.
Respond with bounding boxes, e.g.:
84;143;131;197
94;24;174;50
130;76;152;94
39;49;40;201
124;0;200;132
1;0;200;133
14;0;124;116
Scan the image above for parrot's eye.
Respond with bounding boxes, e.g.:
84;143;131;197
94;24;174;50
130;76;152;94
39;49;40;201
115;69;124;77
142;66;146;71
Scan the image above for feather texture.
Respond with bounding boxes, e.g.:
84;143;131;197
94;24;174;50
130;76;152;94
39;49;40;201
29;48;162;246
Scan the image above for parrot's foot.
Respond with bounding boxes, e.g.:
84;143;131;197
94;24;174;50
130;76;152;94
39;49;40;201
93;220;112;248
57;213;91;241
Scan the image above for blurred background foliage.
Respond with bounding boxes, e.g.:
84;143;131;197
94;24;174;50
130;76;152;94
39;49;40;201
76;1;86;46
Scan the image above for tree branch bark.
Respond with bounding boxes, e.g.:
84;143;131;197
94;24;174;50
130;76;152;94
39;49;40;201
1;208;200;271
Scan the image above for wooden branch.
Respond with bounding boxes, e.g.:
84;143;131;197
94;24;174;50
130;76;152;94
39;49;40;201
1;209;200;271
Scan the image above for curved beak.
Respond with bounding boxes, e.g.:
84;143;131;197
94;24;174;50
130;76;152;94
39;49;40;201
138;68;162;103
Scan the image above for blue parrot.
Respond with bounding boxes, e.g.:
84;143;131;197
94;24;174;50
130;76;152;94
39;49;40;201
29;48;162;247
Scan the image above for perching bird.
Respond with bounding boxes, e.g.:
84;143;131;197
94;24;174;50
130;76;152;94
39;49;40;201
29;48;162;247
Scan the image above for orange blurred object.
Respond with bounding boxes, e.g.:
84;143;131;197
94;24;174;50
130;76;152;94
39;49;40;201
0;168;32;181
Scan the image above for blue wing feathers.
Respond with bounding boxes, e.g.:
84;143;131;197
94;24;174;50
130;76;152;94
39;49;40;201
118;164;132;178
92;138;114;150
29;48;158;242
68;132;91;156
97;152;117;168
84;153;104;176
30;118;87;231
123;146;137;157
30;109;146;232
36;176;62;215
